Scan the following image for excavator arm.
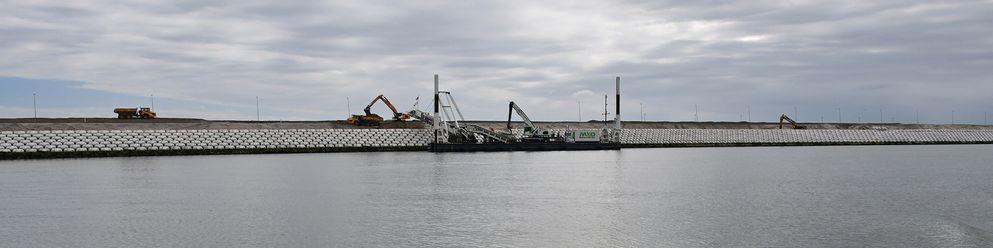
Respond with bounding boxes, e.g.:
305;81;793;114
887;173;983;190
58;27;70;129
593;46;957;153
779;114;806;129
508;101;538;133
363;95;408;120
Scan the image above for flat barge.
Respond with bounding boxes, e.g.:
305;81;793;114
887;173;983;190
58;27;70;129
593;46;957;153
429;142;621;152
427;74;626;153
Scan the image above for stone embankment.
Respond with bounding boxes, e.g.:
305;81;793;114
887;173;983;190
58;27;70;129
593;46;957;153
2;128;992;159
620;129;993;147
0;129;430;159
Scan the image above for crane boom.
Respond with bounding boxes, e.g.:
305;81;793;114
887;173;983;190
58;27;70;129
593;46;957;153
508;101;538;133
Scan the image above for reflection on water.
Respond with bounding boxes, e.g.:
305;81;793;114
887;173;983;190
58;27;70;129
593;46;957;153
2;145;993;247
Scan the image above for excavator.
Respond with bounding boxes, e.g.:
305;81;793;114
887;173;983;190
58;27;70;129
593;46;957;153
507;101;561;142
347;94;410;126
779;114;807;129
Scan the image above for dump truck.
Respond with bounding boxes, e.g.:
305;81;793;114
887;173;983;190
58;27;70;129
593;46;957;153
114;107;157;119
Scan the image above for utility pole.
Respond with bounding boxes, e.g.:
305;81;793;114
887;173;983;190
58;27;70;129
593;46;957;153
33;93;37;118
150;94;155;111
346;96;351;117
256;96;261;121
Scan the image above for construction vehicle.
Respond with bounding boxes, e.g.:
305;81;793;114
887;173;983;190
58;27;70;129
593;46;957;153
507;101;563;142
779;114;806;129
347;95;411;126
114;107;156;119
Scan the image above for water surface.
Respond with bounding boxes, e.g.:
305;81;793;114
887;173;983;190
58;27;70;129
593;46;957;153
2;145;992;247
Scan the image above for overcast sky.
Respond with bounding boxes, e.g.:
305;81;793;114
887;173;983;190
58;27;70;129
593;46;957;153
1;0;991;123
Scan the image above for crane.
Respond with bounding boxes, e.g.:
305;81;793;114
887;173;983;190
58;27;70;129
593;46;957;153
507;101;560;142
779;114;806;129
347;94;410;126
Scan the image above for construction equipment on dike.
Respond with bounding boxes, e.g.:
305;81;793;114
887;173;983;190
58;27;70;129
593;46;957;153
347;94;411;126
114;107;157;119
779;114;806;129
428;75;622;152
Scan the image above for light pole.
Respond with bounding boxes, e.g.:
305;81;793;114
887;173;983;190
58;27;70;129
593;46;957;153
747;105;751;122
837;108;842;123
640;102;644;121
578;100;582;122
793;106;798;122
33;93;37;118
346;96;351;117
256;96;261;121
694;104;699;122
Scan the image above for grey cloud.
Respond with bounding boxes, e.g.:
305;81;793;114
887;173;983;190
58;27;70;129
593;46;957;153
0;0;990;123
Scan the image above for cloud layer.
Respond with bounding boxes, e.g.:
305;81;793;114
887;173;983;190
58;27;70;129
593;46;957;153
1;0;991;123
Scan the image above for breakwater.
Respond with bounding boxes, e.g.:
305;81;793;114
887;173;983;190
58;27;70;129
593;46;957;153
0;129;430;159
620;129;993;147
2;129;993;159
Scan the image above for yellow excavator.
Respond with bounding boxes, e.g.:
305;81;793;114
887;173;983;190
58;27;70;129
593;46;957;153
779;114;806;129
347;95;411;126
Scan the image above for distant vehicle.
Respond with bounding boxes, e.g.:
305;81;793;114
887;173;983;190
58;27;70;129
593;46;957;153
114;107;157;119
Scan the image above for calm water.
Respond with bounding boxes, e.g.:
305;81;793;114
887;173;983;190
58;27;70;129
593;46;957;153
2;145;992;247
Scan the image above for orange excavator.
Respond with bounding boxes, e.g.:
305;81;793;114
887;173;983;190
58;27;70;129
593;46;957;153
779;114;806;129
347;95;410;126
